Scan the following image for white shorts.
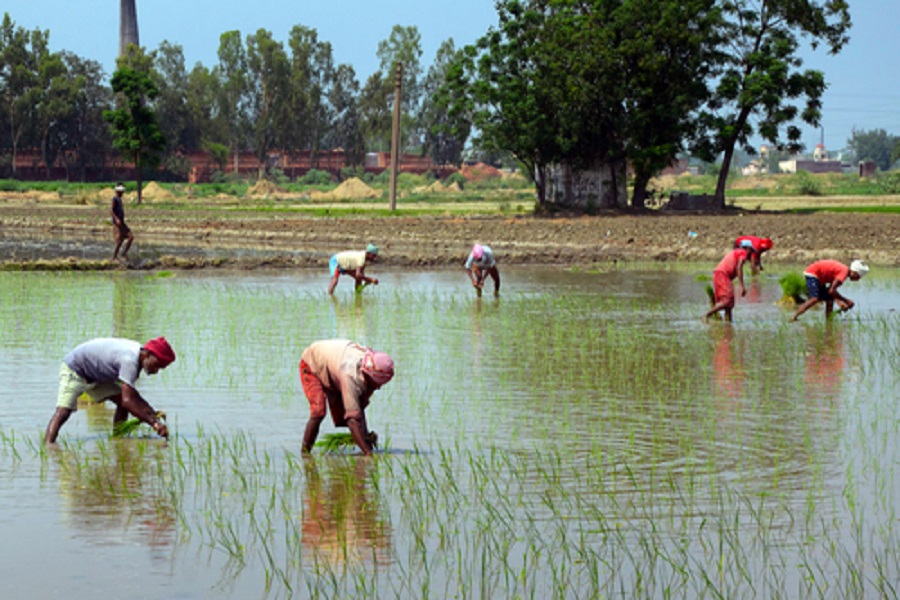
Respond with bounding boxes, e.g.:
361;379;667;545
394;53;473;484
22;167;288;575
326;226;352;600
56;363;122;410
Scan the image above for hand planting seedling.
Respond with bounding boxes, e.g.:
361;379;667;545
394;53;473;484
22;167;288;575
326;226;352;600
112;410;167;438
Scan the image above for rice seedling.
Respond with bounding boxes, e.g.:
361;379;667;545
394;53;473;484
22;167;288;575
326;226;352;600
314;431;379;453
778;271;806;304
112;411;167;438
0;268;898;598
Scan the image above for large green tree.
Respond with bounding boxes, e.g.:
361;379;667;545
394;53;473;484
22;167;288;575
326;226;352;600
613;0;723;207
375;25;423;153
152;41;196;153
213;31;250;175
326;64;365;167
699;0;851;206
57;53;112;180
0;14;49;177
286;25;334;168
847;128;898;171
103;66;166;203
421;39;470;167
245;28;290;179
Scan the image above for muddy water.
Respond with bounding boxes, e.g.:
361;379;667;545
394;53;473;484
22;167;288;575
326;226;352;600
0;266;898;598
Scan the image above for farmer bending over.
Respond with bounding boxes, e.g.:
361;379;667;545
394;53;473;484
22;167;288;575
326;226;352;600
465;243;500;296
328;244;379;295
792;259;868;321
45;337;176;444
704;246;752;322
734;235;773;273
299;339;394;456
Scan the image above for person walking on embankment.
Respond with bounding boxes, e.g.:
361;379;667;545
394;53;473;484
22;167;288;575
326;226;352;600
111;183;134;261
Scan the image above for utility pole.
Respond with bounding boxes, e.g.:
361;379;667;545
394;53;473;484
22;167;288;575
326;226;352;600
389;62;403;211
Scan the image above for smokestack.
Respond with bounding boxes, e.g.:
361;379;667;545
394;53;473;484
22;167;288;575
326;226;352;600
119;0;140;57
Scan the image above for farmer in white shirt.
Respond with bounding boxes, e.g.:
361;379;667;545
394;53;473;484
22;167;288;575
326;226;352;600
44;337;176;444
465;243;500;296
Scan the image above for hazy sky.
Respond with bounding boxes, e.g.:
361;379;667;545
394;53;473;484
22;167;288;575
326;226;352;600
4;1;898;153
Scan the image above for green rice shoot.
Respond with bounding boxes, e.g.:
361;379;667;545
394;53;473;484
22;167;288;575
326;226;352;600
315;431;378;453
778;272;806;303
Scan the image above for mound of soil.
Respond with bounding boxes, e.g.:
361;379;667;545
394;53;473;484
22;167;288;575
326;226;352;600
247;179;286;198
141;182;175;201
326;178;380;200
460;162;502;181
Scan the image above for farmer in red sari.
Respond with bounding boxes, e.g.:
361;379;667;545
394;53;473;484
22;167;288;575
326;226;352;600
299;340;394;456
704;247;752;322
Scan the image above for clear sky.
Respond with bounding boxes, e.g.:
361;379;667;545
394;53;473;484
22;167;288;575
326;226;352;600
3;1;898;154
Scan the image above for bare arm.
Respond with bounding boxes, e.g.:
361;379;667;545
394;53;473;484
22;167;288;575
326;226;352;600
44;407;73;444
353;267;378;286
120;383;167;438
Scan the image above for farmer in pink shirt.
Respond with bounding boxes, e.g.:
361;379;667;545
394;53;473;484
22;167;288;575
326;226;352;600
734;235;773;273
792;259;869;321
704;247;752;322
299;339;394;456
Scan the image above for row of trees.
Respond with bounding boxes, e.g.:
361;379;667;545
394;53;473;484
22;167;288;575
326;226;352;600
441;0;853;209
0;13;470;183
1;4;890;210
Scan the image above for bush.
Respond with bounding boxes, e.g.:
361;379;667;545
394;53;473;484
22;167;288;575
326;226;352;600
445;172;467;189
876;172;900;195
794;171;822;196
299;169;333;185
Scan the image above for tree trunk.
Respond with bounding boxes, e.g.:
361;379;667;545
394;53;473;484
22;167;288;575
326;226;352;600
541;157;627;211
714;144;736;209
135;149;143;204
631;170;651;210
119;0;140;57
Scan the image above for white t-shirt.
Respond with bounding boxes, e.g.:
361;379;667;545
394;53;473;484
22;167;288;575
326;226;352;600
64;338;142;386
335;251;367;271
465;245;496;269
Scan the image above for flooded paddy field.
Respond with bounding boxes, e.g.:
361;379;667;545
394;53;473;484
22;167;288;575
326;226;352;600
0;265;898;598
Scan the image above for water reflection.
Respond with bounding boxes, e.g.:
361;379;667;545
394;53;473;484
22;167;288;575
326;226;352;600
804;323;845;400
50;439;176;554
329;294;369;341
301;458;391;567
712;325;745;399
112;275;144;339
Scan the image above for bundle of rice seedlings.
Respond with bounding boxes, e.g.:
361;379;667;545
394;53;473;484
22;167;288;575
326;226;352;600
112;410;166;438
315;431;378;453
778;272;806;305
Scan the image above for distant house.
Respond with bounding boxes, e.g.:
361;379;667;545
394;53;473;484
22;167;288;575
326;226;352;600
779;143;843;174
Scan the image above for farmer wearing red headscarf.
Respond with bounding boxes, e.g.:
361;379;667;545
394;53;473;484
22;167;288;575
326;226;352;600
299;339;395;456
44;337;176;444
734;235;773;273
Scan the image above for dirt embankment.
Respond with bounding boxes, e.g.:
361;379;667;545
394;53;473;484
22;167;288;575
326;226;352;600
0;202;898;270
